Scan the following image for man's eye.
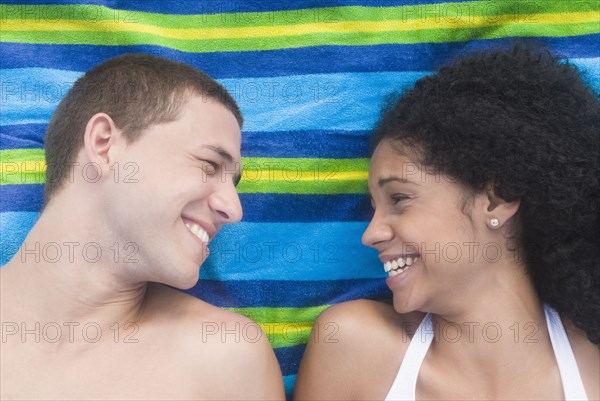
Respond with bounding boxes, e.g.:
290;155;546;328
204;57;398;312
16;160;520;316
202;161;219;175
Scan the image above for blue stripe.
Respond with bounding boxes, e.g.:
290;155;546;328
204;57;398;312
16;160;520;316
0;211;39;266
0;215;383;279
0;68;82;125
0;68;428;130
0;0;489;15
3;62;599;130
568;57;600;90
0;186;373;223
274;344;306;376
1;35;599;77
240;194;371;222
284;374;297;400
0;124;46;150
0;124;370;158
242;130;369;158
199;222;383;281
0;184;44;212
186;279;391;308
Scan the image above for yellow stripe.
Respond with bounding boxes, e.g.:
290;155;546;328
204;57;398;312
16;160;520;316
0;161;46;173
258;322;312;337
3;11;598;40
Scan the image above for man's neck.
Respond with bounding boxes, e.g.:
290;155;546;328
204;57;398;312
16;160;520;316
1;209;150;335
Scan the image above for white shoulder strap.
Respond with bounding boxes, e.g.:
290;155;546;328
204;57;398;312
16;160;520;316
544;304;588;401
385;314;434;401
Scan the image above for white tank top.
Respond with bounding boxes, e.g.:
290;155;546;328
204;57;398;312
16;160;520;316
385;305;588;401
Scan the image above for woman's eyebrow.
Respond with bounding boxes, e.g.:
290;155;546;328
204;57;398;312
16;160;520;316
378;176;420;187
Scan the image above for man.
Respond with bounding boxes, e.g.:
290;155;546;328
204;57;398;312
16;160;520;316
0;54;285;400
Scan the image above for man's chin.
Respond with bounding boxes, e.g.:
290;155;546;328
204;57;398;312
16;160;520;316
155;262;201;290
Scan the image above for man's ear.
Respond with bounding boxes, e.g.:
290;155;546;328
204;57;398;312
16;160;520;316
82;113;121;168
482;185;520;230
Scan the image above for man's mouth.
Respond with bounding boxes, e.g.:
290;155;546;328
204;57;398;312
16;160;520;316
383;255;419;277
185;222;210;244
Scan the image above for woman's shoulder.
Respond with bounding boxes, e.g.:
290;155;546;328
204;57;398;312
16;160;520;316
318;298;425;336
294;299;426;400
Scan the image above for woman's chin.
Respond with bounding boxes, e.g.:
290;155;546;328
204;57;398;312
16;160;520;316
392;296;417;315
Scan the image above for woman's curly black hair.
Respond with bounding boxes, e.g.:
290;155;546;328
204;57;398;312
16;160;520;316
371;43;600;344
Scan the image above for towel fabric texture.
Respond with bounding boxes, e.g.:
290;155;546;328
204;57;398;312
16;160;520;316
1;1;599;397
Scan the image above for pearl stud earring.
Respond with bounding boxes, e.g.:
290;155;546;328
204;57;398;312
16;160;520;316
490;218;499;228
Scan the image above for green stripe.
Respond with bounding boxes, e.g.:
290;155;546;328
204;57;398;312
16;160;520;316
2;2;598;29
2;22;598;52
244;157;368;172
1;168;44;185
226;305;331;348
0;149;45;163
0;150;368;173
225;305;331;323
0;150;369;193
1;172;368;193
237;179;367;194
0;150;46;185
264;324;313;348
0;150;368;172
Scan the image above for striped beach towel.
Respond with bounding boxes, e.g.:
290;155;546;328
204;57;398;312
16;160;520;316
1;1;599;398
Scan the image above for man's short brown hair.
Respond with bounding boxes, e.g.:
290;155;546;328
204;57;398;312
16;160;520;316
43;53;243;204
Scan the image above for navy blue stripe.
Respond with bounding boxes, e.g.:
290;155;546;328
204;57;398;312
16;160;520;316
0;185;372;222
0;124;46;150
0;184;44;211
242;130;369;158
0;0;477;14
274;344;306;376
1;125;370;158
240;193;371;222
2;35;599;78
185;279;391;308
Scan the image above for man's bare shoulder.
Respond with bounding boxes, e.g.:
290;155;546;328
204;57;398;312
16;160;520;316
294;299;425;400
143;283;285;400
144;283;273;356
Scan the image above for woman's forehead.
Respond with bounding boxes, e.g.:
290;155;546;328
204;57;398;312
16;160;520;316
371;141;420;173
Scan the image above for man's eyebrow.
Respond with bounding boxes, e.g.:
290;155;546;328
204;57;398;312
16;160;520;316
378;176;420;187
204;145;234;164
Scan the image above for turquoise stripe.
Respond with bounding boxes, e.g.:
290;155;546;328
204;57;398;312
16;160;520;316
569;57;600;90
283;374;297;400
220;72;427;132
0;68;427;130
3;60;599;130
199;221;382;281
0;211;39;266
0;213;383;279
0;68;82;125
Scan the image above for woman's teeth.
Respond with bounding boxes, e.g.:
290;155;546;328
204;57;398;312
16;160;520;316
384;256;419;277
185;223;209;244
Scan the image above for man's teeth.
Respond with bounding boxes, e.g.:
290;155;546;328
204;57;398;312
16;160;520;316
384;256;419;276
185;223;209;244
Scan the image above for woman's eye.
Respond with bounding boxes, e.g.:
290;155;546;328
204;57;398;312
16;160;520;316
391;194;410;204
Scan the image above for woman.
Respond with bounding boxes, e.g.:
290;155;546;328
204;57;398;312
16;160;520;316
294;44;599;400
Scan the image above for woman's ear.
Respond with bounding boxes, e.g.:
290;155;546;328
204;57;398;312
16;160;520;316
482;185;520;230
